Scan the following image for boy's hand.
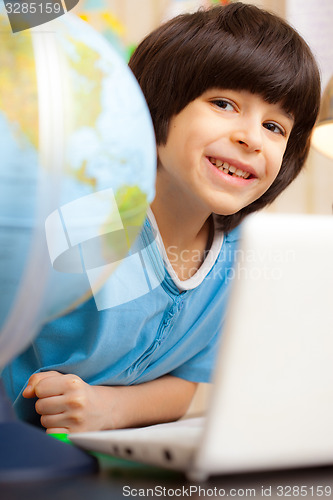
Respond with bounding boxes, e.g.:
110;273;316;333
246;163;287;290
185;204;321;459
22;371;110;434
22;371;198;433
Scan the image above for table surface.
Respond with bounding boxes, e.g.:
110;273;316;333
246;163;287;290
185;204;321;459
2;451;333;500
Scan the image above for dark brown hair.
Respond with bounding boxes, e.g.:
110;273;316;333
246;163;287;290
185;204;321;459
129;2;321;232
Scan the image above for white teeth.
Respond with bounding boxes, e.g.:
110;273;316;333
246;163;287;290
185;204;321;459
209;157;251;179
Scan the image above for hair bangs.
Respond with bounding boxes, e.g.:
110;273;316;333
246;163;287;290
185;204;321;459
175;6;318;130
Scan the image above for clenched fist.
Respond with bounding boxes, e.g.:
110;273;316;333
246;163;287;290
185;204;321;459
23;371;114;434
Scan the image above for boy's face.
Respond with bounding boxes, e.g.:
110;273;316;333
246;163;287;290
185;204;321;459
157;89;294;217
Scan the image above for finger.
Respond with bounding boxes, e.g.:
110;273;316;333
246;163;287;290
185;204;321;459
40;413;68;432
29;371;62;387
35;395;67;416
40;412;85;433
35;373;84;400
46;428;69;435
22;384;36;399
34;374;70;399
23;371;61;398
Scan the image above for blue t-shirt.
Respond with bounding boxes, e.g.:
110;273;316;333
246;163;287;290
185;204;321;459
2;215;240;424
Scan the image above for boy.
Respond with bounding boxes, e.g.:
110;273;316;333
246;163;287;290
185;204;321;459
1;2;320;433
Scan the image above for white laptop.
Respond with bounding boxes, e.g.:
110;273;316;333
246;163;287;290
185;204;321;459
69;213;333;481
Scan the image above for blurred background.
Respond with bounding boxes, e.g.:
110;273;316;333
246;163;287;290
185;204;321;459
68;0;333;415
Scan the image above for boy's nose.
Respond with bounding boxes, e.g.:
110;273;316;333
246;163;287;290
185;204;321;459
231;123;263;153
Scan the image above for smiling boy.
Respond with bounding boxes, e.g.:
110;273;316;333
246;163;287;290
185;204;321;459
1;2;320;433
152;89;294;281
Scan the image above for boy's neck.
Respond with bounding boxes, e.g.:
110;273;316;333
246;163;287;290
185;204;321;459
151;198;211;247
150;177;214;280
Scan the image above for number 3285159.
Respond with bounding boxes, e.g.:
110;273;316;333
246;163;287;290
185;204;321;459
5;3;62;14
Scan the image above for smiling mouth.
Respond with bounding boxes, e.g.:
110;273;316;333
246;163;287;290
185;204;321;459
208;157;254;179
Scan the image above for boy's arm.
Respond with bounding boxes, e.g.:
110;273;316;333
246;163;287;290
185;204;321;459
22;371;197;434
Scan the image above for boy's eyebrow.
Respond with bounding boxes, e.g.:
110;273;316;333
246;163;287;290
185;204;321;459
280;109;294;123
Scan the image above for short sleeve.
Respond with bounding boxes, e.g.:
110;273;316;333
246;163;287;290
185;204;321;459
169;329;221;383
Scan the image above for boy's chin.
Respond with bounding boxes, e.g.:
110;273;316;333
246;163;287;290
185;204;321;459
211;195;261;217
213;206;244;217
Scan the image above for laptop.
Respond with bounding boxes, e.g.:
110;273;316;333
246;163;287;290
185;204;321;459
69;213;333;481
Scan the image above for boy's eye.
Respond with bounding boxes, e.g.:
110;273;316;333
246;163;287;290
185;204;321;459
211;99;235;111
263;122;286;136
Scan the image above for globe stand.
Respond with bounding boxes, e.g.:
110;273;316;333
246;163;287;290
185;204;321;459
0;380;98;483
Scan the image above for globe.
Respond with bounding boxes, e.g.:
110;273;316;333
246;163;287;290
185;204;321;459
0;8;156;370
